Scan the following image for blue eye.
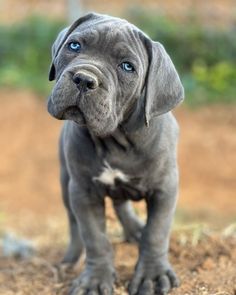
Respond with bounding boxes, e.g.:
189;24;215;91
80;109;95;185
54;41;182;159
120;62;135;72
68;41;81;52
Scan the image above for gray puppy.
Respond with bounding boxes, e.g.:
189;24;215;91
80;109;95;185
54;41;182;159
47;13;184;295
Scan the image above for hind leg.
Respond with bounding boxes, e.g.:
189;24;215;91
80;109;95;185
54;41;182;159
60;146;83;264
113;200;144;243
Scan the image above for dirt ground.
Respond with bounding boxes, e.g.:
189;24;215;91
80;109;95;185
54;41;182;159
0;89;235;295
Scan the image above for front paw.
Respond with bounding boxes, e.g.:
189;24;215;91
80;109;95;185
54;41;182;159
129;259;179;295
69;265;116;295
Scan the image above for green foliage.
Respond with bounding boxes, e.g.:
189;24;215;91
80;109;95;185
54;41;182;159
0;12;236;105
0;16;65;94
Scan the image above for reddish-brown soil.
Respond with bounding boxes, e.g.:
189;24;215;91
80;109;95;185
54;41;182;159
0;89;235;294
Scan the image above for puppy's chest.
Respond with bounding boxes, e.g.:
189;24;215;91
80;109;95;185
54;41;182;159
93;160;147;200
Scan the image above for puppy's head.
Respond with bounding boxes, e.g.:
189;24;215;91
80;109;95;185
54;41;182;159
47;13;184;136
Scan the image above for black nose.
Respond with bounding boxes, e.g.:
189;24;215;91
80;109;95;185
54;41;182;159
72;72;98;90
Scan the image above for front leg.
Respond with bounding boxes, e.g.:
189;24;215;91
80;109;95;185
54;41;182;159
129;171;179;295
69;180;115;295
113;200;144;243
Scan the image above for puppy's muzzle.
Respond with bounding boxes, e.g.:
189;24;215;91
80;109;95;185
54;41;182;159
73;71;99;92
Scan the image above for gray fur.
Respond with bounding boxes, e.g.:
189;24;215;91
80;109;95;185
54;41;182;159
47;12;184;295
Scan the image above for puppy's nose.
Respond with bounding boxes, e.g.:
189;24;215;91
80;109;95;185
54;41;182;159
72;72;98;90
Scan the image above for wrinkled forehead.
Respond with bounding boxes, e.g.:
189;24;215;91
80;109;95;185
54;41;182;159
72;14;132;37
76;14;130;31
68;16;148;64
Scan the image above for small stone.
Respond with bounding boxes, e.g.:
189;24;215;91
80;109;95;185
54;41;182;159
1;232;36;259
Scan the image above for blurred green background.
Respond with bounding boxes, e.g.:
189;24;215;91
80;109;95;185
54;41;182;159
0;0;236;106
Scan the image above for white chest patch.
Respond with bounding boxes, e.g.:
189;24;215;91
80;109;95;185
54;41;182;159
93;161;129;186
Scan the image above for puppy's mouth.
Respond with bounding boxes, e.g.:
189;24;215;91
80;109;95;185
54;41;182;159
61;105;85;124
62;105;80;117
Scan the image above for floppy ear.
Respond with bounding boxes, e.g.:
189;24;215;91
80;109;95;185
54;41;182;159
48;28;68;81
144;41;184;126
48;13;99;81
